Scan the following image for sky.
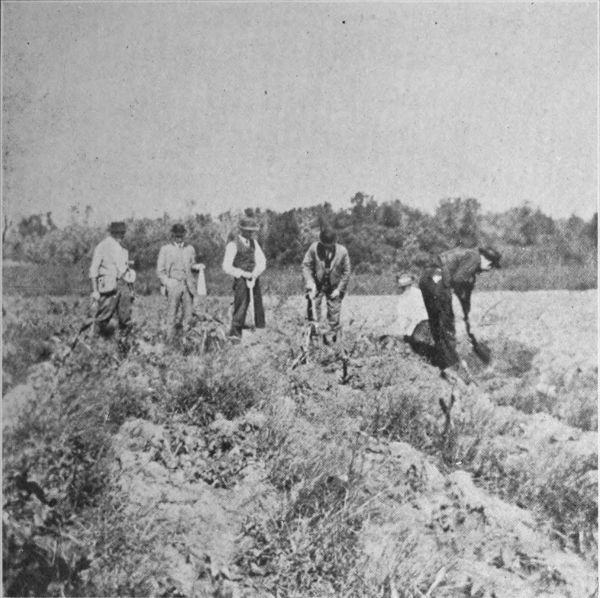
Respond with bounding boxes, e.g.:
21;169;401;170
2;1;598;226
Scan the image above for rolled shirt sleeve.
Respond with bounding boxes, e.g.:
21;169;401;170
156;245;169;286
89;244;102;280
222;241;245;278
301;246;316;291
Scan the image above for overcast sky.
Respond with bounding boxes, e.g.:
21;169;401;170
2;1;598;225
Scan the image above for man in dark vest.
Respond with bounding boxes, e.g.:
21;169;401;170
302;228;351;344
222;217;267;340
419;246;501;373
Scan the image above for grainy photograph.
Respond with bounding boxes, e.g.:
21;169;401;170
2;1;598;596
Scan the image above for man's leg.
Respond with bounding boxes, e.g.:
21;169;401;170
436;288;459;368
252;279;266;329
166;283;183;343
229;278;248;338
95;292;118;337
325;294;342;344
182;287;194;333
419;273;458;368
116;284;133;335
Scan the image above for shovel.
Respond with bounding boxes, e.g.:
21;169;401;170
464;317;491;364
246;278;256;332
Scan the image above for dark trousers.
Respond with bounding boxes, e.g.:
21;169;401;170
95;283;132;336
230;278;265;337
418;270;459;369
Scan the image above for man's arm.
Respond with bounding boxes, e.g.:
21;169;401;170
156;246;170;287
89;244;101;297
454;283;473;321
222;242;247;278
450;251;480;287
301;246;317;293
252;242;266;278
335;249;351;294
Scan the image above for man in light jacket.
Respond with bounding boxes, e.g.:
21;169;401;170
157;223;198;343
222;217;267;340
89;221;134;338
302;228;351;344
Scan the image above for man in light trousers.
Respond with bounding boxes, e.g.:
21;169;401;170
302;228;351;344
157;223;198;343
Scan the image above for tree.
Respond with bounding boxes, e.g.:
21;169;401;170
264;210;303;265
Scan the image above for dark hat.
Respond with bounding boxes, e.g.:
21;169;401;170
109;221;127;234
319;228;337;245
479;246;501;269
171;223;186;236
239;217;259;231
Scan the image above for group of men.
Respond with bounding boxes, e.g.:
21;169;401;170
89;217;501;376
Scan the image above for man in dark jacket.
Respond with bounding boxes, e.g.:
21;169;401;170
419;246;501;371
302;228;351;344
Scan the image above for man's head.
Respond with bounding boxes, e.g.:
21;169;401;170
109;221;127;240
239;217;259;240
478;246;501;271
396;272;414;294
319;228;337;249
171;223;186;241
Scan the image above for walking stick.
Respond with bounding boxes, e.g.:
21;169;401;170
246;278;256;331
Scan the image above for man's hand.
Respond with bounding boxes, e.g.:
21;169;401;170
330;288;340;300
91;290;101;302
306;287;316;300
241;271;254;280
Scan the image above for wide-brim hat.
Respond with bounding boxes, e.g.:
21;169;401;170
171;223;186;236
397;273;413;287
479;246;502;269
109;221;127;234
239;217;259;231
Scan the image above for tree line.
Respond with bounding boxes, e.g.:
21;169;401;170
3;194;597;275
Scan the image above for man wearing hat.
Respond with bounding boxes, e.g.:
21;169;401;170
302;228;351;344
89;221;134;337
157;223;198;343
419;246;501;371
222;217;266;339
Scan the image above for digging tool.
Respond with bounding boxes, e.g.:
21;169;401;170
246;277;256;332
464;316;491;364
192;263;206;296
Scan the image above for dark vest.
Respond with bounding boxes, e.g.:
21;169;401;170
232;237;256;271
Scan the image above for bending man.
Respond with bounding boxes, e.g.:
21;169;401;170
302;228;351;345
419;246;501;373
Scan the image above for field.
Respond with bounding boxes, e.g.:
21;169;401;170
2;289;598;597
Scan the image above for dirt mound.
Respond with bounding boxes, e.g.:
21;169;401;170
110;417;275;596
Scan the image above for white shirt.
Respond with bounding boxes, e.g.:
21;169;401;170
394;286;429;336
222;235;267;279
89;236;129;281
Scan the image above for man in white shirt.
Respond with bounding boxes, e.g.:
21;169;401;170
156;223;198;343
222;217;267;339
89;221;133;337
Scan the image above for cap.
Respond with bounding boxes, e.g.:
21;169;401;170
479;246;502;269
397;273;413;287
